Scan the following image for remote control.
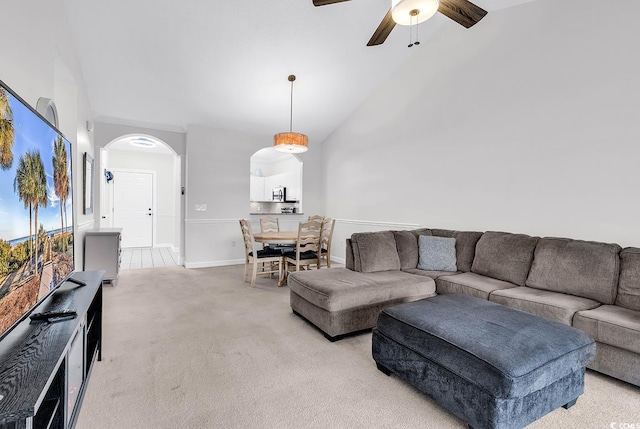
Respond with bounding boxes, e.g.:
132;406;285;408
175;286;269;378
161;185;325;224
30;309;77;321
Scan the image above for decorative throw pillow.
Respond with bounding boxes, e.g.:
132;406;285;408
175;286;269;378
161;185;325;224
417;235;457;272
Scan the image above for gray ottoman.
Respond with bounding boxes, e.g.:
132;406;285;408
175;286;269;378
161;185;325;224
372;294;596;429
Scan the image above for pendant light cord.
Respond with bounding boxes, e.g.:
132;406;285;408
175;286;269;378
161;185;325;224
289;79;294;133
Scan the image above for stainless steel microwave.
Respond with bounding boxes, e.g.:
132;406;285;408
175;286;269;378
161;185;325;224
272;186;286;202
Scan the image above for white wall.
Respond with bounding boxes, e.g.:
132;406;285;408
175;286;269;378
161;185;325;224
322;0;640;260
184;124;324;268
1;0;95;269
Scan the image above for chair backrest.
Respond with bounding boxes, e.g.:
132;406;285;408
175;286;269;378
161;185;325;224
308;215;324;223
239;219;256;257
260;217;279;233
321;217;336;251
296;220;321;254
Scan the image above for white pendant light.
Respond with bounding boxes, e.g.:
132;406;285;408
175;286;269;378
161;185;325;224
274;75;308;153
391;0;439;26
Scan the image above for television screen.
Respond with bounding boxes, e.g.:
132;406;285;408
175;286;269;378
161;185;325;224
0;79;74;340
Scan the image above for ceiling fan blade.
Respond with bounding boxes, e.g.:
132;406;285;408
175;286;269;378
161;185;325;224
313;0;351;6
367;9;396;46
438;0;488;28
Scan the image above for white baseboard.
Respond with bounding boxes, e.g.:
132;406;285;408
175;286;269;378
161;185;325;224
154;243;181;254
185;259;244;269
331;256;345;264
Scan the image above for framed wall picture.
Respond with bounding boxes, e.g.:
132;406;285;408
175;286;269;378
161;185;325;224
83;153;94;215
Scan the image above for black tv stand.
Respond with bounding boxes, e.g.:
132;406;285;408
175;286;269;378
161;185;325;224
0;270;104;429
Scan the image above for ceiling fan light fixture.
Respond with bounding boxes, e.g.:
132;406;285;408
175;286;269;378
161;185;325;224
391;0;439;26
274;74;309;154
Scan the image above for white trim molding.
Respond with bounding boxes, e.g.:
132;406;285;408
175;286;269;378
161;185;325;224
184;218;239;224
335;219;420;229
76;219;96;230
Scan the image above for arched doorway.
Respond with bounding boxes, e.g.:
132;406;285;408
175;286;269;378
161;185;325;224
101;134;181;268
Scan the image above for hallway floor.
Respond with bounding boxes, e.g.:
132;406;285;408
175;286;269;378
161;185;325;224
120;247;180;270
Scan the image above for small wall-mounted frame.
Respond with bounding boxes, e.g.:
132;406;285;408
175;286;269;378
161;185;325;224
83;153;94;214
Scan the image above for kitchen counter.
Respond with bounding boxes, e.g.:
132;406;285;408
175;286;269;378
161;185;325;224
249;200;300;216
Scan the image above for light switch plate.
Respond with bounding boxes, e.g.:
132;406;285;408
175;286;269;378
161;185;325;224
195;204;207;212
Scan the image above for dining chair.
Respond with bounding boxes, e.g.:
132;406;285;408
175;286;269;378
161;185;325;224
308;215;324;223
239;219;282;287
260;216;283;251
260;216;279;234
319;217;336;268
260;216;296;252
283;220;322;281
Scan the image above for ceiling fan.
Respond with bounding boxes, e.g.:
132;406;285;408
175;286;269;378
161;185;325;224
313;0;488;46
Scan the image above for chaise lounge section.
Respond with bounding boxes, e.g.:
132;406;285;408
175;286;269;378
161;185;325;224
288;226;640;387
289;231;436;340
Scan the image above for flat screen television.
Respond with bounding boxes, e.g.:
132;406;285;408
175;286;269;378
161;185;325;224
0;78;75;341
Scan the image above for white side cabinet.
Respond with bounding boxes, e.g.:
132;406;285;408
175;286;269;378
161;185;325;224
84;228;122;282
250;176;265;201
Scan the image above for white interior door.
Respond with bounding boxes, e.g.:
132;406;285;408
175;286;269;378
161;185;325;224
113;171;154;248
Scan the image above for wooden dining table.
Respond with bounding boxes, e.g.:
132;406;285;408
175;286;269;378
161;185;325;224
253;231;298;286
253;231;298;245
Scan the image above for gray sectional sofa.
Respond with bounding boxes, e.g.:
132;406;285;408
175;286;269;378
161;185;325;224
288;227;640;387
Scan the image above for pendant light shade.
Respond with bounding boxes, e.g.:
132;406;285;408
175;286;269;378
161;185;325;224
274;75;308;153
274;132;309;153
391;0;439;26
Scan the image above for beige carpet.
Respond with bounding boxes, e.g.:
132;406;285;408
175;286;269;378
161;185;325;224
76;265;640;428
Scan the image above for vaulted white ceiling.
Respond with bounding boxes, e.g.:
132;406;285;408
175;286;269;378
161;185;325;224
62;0;536;143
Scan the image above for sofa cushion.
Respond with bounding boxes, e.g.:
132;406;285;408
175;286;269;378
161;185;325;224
435;272;518;300
417;235;457;272
616;247;640;311
573;305;640;355
403;268;460;279
287;268;436;312
351;231;400;273
489;287;601;326
392;229;432;270
525;237;621;305
431;229;484;272
471;231;539;286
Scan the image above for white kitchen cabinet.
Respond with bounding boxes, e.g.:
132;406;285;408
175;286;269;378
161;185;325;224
284;169;302;201
250;176;265;201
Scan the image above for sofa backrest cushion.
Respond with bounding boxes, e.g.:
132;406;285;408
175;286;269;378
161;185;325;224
615;247;640;310
351;231;401;273
526;237;621;304
471;231;539;286
392;229;432;270
431;229;484;272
